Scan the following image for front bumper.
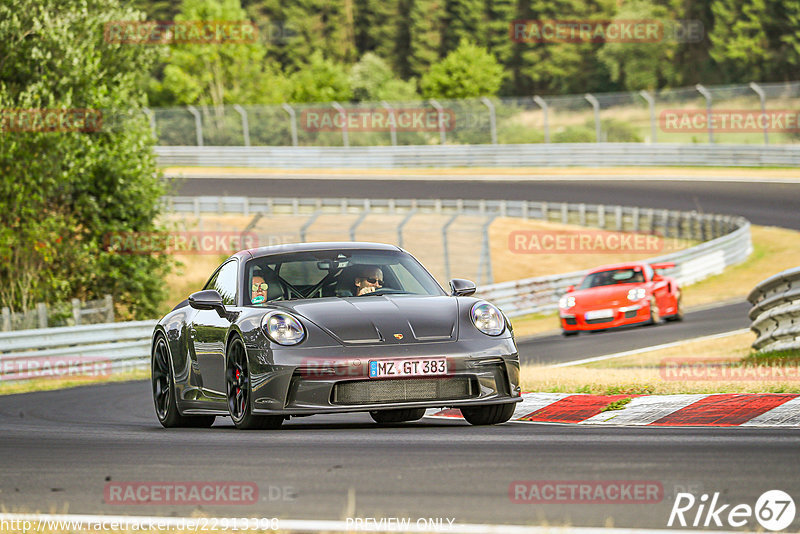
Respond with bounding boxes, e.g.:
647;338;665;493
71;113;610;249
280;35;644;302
560;302;651;332
247;338;521;415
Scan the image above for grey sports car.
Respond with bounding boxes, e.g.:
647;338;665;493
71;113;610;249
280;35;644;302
151;242;522;430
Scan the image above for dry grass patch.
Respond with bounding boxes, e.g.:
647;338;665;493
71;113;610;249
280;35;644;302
521;331;800;394
0;368;149;397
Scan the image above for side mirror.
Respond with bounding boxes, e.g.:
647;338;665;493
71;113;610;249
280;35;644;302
566;285;575;293
189;290;228;319
450;278;477;297
652;273;663;282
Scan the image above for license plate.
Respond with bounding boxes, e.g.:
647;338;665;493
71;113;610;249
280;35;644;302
585;309;614;320
369;358;447;378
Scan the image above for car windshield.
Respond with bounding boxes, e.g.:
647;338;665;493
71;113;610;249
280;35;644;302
579;268;645;289
243;248;446;305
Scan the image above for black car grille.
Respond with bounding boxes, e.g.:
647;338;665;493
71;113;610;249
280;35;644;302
585;316;614;324
624;310;638;319
564;317;577;325
332;377;477;405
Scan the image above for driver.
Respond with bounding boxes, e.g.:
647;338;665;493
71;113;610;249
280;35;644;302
251;275;269;305
354;266;384;296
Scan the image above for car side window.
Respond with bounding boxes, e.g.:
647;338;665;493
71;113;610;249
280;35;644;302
207;260;238;305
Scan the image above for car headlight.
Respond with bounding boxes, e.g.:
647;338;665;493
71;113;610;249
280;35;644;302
627;288;646;301
559;295;576;308
262;311;306;345
470;302;505;336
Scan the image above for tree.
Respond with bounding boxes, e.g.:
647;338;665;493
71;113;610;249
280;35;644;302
349;53;418;101
0;0;170;319
289;50;353;102
441;0;483;54
420;40;504;98
597;0;680;90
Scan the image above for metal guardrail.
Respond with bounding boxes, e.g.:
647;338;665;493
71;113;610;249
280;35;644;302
2;196;753;376
154;144;800;168
748;267;800;353
0;321;154;380
478;215;751;317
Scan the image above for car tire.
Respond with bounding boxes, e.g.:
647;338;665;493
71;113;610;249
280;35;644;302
648;297;661;325
460;403;516;426
666;295;684;322
226;336;283;430
561;330;578;337
370;408;426;424
152;334;215;429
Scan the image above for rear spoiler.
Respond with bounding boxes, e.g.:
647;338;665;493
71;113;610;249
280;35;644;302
650;262;675;270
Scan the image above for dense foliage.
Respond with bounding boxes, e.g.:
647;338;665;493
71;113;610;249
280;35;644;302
0;0;171;319
138;0;800;103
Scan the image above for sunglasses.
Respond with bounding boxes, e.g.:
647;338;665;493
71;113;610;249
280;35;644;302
361;277;384;286
252;283;269;291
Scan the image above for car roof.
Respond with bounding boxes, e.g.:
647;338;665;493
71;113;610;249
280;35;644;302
232;241;402;260
586;261;649;274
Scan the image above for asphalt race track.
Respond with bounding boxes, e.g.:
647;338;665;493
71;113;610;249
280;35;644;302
175;178;800;230
518;301;751;365
2;381;800;529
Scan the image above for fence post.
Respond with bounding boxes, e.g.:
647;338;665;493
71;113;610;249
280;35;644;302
233;104;250;147
281;104;298;146
1;307;9;332
695;84;713;144
477;214;497;285
142;107;157;139
533;96;549;143
332;102;349;147
480;97;498;144
37;302;47;329
749;82;769;145
398;209;417;249
381;101;398;146
442;214;459;281
186;105;203;147
429;99;447;145
585;93;602;142
638;90;656;143
104;294;115;323
72;298;82;326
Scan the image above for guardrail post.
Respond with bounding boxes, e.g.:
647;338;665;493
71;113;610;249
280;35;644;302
142;107;157;139
1;307;9;332
585;93;602;142
429;99;447;145
632;207;640;231
332;102;349;147
233;105;250;147
598;205;606;228
72;298;81;326
615;206;623;231
281;104;299;146
749;82;769;145
381;101;398;146
541;201;548;221
104;295;114;323
578;203;586;226
480;97;498;144
186;105;203;147
695;84;713;144
561;203;568;224
638;90;657;143
533;96;549;143
36;302;47;329
522;200;529;220
442;214;459;281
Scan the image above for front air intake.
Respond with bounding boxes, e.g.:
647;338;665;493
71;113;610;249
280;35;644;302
332;377;476;405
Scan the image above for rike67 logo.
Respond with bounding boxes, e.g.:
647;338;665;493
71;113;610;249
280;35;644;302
669;490;796;531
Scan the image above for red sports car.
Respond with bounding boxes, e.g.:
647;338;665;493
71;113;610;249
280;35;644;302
558;261;683;336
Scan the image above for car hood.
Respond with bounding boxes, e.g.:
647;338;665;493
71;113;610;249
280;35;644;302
276;295;458;344
572;284;645;308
